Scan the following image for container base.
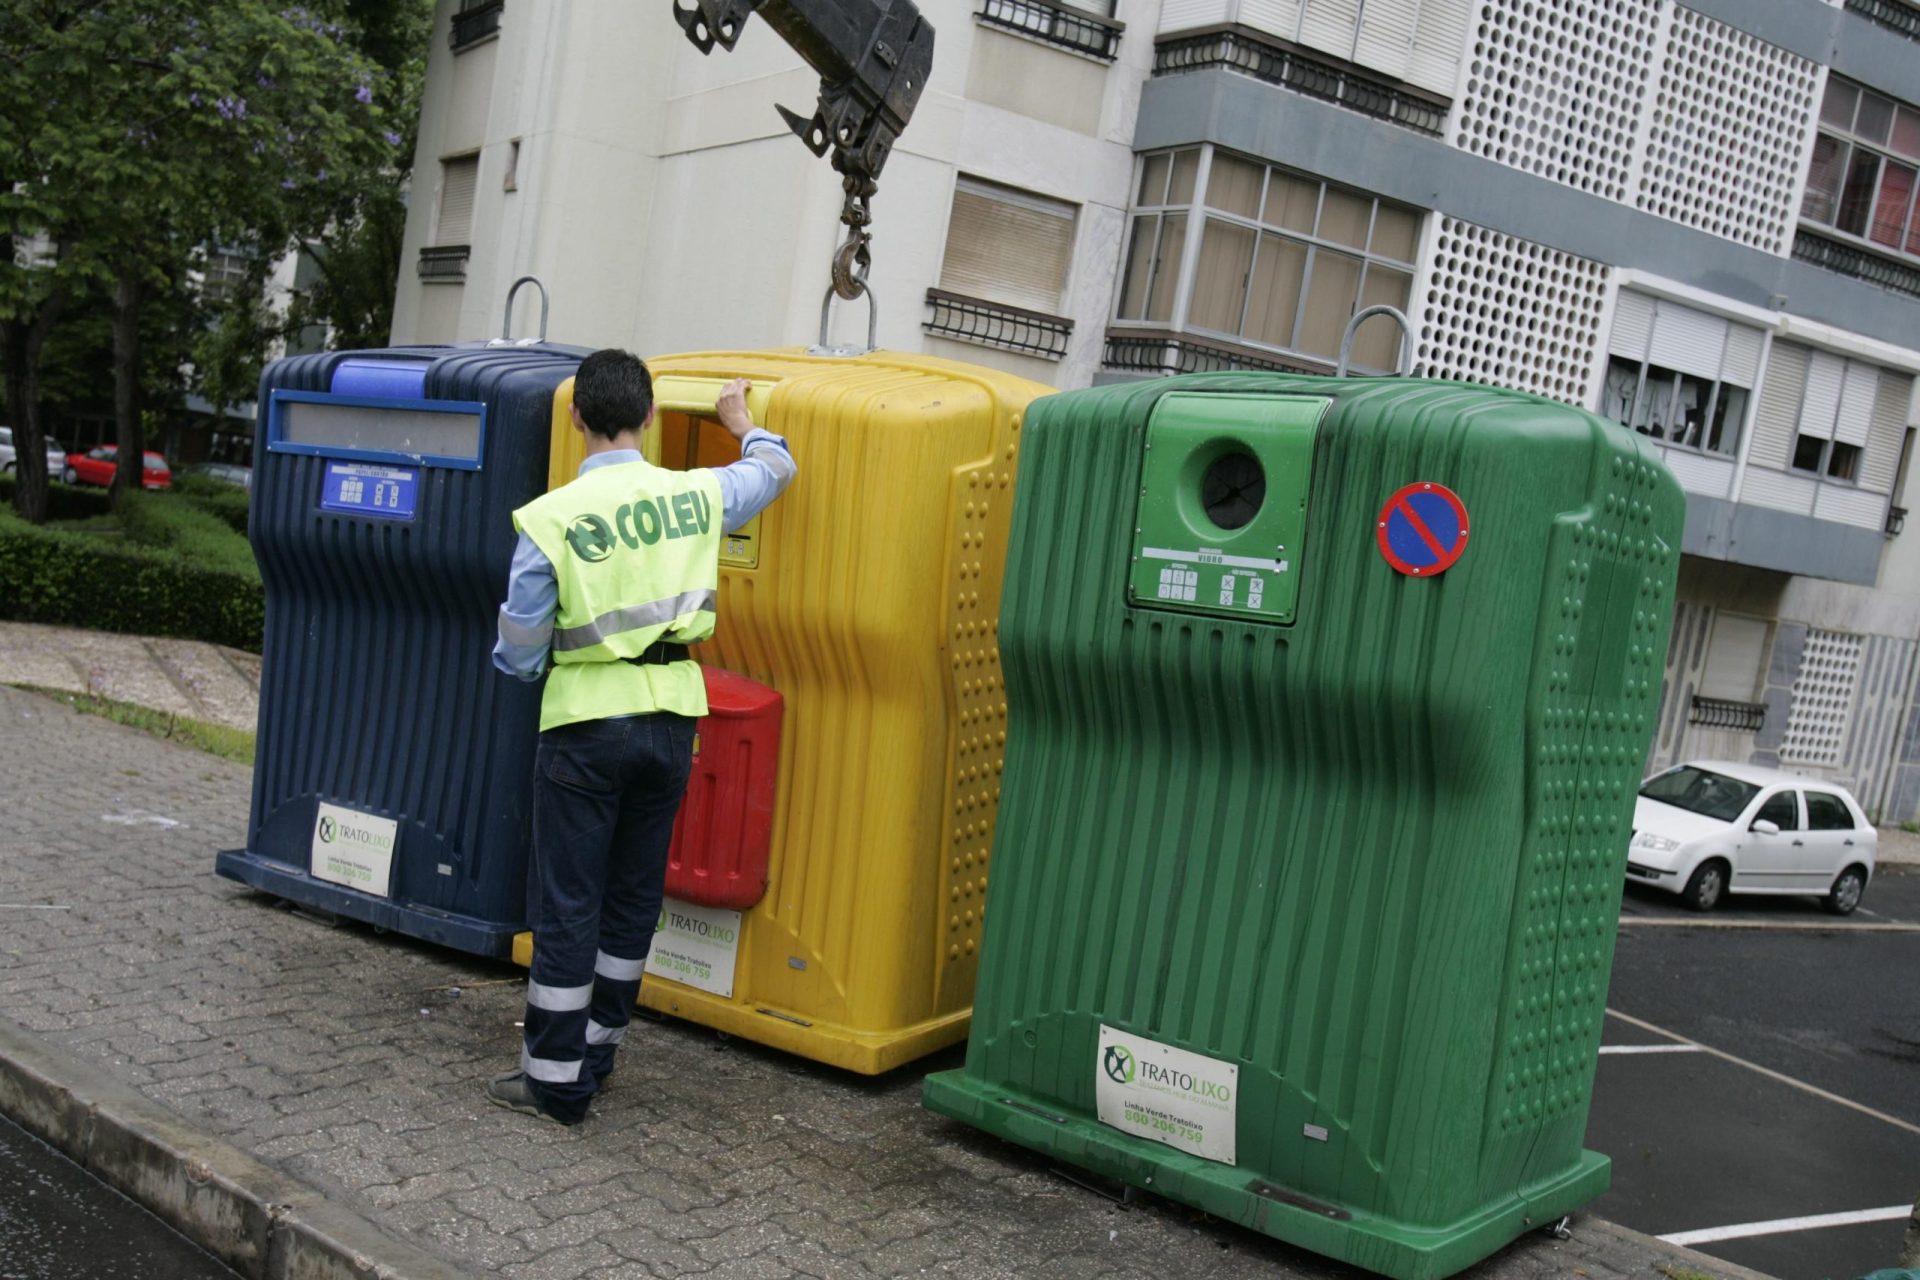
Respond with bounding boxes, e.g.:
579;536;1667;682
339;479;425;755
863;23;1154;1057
921;1070;1610;1280
510;931;970;1074
215;850;523;959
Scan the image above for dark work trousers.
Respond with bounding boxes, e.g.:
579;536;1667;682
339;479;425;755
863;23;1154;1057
521;711;695;1122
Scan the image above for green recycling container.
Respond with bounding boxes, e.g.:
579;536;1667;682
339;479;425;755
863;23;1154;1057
923;373;1685;1280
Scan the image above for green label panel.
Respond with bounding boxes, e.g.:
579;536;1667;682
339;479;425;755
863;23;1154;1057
1127;394;1325;625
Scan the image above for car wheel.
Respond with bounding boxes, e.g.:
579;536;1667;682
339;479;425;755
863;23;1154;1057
1681;859;1729;912
61;467;77;485
1823;865;1866;916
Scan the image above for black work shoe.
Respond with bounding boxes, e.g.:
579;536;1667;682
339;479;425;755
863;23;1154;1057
484;1071;580;1126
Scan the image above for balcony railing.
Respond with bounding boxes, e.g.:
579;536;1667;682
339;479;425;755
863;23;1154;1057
977;0;1124;61
1154;27;1450;137
1845;0;1920;40
925;290;1073;360
1791;228;1920;299
1102;329;1318;377
417;245;471;281
1689;696;1766;733
451;0;503;51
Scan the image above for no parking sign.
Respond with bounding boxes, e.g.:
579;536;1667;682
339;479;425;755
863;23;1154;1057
1376;482;1469;576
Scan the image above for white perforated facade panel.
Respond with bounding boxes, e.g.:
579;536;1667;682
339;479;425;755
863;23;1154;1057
1413;217;1611;404
1782;630;1864;767
1453;0;1660;201
1638;7;1819;253
1453;2;1818;254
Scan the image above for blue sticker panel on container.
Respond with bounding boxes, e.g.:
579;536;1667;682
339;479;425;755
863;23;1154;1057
320;461;418;520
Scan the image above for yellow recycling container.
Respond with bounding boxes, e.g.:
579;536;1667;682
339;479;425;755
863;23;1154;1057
513;349;1051;1072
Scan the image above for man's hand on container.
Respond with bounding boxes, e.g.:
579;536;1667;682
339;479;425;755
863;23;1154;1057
716;378;754;442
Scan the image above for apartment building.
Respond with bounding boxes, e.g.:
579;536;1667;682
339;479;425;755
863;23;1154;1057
393;0;1920;821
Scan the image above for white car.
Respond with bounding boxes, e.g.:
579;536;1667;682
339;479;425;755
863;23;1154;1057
1625;761;1876;914
0;426;69;476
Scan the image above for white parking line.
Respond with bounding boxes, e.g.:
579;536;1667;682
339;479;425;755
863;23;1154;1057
1605;1008;1920;1139
1660;1204;1912;1247
1596;1043;1703;1055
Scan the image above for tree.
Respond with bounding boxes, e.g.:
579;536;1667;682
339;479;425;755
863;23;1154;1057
285;0;432;352
0;1;399;516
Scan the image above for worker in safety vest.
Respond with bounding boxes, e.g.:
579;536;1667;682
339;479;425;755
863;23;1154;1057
489;350;795;1124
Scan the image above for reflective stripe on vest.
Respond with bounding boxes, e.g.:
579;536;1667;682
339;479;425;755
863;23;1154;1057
553;589;717;652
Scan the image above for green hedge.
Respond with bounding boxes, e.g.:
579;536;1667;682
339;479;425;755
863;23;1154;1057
0;506;264;651
0;473;114;521
119;490;260;579
168;473;251;534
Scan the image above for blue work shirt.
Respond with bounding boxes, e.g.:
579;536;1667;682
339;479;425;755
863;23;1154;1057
493;429;795;681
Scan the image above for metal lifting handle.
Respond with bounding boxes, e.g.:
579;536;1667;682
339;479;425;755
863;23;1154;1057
812;278;879;356
499;276;551;345
1336;304;1414;377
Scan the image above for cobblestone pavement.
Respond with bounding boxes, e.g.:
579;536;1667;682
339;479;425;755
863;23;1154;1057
0;684;1766;1280
0;620;260;731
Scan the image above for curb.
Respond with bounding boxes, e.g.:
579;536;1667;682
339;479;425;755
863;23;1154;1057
0;1014;469;1280
1577;1216;1779;1280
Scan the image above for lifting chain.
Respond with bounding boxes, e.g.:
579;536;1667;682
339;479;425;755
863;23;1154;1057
830;169;877;301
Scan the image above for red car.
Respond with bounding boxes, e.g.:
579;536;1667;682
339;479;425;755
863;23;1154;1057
63;445;171;490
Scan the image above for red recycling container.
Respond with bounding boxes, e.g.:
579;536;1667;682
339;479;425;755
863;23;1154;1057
665;667;781;910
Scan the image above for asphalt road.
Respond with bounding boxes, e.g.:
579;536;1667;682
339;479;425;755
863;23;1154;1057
1591;863;1920;1280
0;1111;239;1280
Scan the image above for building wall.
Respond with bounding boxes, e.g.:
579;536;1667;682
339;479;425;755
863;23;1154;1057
393;0;1154;386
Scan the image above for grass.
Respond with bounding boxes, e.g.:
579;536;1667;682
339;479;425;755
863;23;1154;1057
15;684;255;765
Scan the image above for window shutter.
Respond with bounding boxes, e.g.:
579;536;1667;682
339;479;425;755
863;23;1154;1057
1610;291;1656;360
1648;301;1727;381
1722;323;1764;387
939;179;1077;315
1834;362;1878;448
1799;351;1845;441
436;155;479;246
1699;614;1768;702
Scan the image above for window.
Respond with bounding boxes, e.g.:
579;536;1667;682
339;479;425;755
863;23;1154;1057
451;0;503;51
1805;792;1856;831
1602;358;1748;456
1801;76;1920;262
1754;791;1799;831
1699;614;1768;704
938;177;1077;316
435;155;479;247
1115;147;1419;372
1788;352;1878;485
200;249;252;305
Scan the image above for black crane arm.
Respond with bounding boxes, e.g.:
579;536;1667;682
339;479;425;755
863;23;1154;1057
671;0;935;297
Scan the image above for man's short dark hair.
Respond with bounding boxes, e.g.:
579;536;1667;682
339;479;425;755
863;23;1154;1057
573;349;654;439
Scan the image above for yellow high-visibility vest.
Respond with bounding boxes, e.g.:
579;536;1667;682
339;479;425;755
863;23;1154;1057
513;459;723;731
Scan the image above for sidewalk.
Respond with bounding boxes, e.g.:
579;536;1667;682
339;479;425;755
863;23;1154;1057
0;619;260;732
0;682;1776;1280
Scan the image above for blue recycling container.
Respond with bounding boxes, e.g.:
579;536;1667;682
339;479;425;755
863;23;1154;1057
215;344;587;956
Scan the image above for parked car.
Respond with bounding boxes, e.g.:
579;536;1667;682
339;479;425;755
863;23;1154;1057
1626;761;1876;914
180;461;251;489
63;445;172;490
0;426;68;476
